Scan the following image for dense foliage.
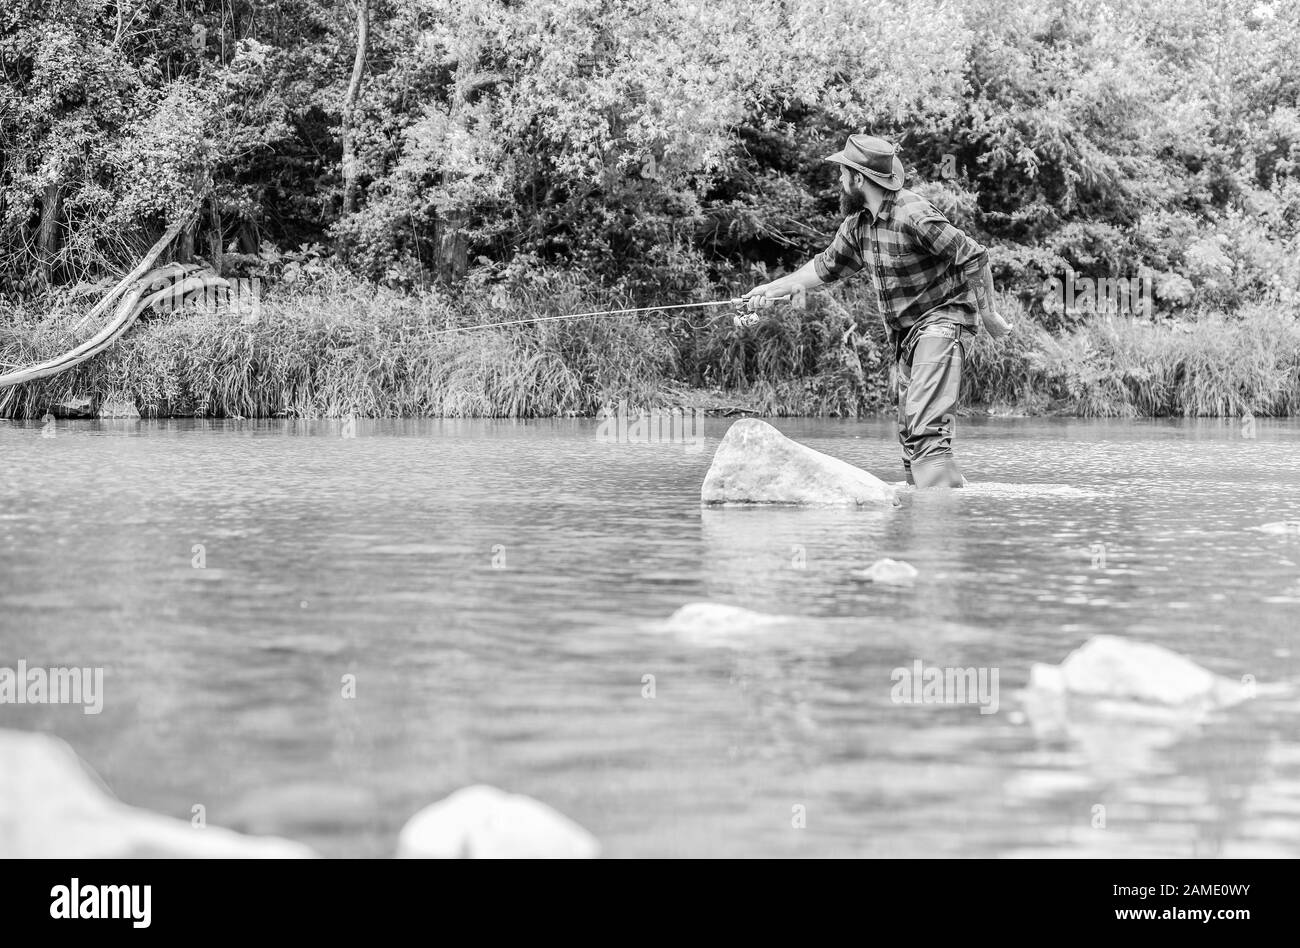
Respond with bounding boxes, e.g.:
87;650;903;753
1;0;1298;417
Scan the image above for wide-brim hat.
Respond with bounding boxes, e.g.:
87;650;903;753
826;134;904;191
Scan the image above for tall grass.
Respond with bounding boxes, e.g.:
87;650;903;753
964;301;1300;416
3;270;1298;419
0;275;680;419
0;267;895;419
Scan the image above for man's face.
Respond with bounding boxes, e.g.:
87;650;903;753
839;167;868;215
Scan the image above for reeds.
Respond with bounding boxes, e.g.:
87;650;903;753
0;272;678;419
3;273;1298;419
964;302;1300;417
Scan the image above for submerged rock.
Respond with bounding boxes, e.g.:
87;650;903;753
1254;521;1300;535
397;785;599;859
49;396;96;419
661;602;794;647
1026;635;1248;709
0;729;315;858
701;419;896;506
654;602;990;655
664;601;788;631
855;558;919;587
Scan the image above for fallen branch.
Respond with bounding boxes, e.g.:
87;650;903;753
0;209;220;391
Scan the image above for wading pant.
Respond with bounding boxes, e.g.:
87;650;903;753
897;323;969;488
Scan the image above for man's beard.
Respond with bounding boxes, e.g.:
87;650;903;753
840;186;867;216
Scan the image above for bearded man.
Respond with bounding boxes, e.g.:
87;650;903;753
743;134;1012;488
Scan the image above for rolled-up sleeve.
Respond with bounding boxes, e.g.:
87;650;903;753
812;215;865;284
905;203;987;272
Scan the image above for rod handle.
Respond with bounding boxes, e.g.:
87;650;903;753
730;294;792;305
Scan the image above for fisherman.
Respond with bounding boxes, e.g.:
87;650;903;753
742;134;1012;489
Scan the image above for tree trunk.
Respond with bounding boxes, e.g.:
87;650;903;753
437;213;468;284
179;217;197;262
238;220;259;255
207;199;223;276
341;0;370;216
37;184;62;280
434;76;502;285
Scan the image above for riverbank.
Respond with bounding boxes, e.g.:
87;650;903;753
3;277;1298;420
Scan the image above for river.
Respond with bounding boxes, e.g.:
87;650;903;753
2;416;1298;857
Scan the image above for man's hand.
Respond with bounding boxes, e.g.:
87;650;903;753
741;280;796;311
736;262;823;326
967;258;1015;340
981;309;1015;339
735;280;794;326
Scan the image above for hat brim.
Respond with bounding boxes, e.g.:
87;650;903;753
826;151;905;191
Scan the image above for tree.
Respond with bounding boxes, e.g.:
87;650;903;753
341;0;370;215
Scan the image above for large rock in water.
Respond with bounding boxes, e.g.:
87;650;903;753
1027;635;1248;709
0;729;315;858
397;785;599;859
1017;636;1276;783
701;419;897;506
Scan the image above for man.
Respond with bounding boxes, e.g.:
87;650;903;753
742;134;1011;489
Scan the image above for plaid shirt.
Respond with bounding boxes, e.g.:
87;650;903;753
812;188;988;336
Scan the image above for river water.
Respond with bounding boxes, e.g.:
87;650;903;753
2;416;1299;857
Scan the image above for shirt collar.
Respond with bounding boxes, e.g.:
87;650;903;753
864;189;897;225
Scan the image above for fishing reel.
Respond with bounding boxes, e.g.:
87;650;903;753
731;294;791;328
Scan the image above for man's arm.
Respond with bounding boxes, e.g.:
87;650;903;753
741;259;824;308
966;257;1013;338
907;207;1013;338
741;215;862;311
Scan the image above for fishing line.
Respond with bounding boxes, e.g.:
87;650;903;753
431;296;788;336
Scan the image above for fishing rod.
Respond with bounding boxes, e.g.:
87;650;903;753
430;295;791;336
